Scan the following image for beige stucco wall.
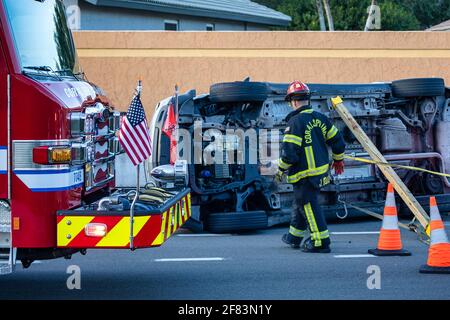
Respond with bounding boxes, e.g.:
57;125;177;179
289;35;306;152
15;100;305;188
73;31;450;118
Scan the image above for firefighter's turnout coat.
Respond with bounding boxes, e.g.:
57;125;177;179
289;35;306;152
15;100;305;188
278;106;346;187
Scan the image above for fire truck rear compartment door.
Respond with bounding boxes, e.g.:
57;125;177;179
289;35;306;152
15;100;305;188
56;188;191;249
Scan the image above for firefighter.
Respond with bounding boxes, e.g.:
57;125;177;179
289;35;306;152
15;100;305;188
275;80;345;253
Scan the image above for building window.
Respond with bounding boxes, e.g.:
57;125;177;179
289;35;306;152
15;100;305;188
206;24;215;31
164;20;179;31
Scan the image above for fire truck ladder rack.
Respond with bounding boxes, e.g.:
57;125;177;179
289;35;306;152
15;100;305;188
0;222;15;275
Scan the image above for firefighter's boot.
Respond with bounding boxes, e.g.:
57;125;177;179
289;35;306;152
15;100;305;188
282;233;302;249
302;237;331;253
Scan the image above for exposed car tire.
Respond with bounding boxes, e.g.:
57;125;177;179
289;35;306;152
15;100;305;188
392;78;445;98
206;211;268;233
209;82;272;103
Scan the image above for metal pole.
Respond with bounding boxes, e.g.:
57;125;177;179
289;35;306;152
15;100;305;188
136;80;142;97
174;84;179;116
7;74;11;200
129;80;142;250
173;85;179;164
129;164;139;250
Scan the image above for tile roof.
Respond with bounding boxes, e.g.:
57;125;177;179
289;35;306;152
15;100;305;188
427;19;450;31
83;0;292;26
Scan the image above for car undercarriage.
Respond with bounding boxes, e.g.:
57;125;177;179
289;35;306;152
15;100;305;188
149;78;450;233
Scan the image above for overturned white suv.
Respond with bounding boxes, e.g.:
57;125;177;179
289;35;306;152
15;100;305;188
148;78;450;233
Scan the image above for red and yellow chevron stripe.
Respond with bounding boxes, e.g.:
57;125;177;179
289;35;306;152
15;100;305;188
57;193;191;249
158;191;192;243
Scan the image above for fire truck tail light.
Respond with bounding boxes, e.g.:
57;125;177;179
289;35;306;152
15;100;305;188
32;146;50;165
33;146;71;165
85;223;107;237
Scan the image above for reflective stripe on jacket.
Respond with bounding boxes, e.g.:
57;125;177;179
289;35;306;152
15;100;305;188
278;106;346;185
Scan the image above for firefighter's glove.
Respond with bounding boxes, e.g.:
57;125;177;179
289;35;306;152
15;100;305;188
275;170;284;183
332;160;344;175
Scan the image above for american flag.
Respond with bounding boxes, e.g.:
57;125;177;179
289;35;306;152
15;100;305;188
118;95;152;166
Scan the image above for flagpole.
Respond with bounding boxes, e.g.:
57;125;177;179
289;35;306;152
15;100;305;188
175;84;179;116
129;80;142;250
174;85;179;164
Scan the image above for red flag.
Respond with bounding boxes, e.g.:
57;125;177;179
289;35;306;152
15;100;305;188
162;101;177;164
162;101;176;137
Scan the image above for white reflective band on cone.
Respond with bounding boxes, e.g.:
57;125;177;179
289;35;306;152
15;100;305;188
385;192;395;207
430;205;441;221
382;215;399;230
430;229;449;245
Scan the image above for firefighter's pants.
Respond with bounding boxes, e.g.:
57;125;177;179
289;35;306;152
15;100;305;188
288;179;330;247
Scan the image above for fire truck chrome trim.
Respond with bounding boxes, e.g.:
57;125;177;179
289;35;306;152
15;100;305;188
86;176;115;191
7;74;11;199
70;112;87;137
12;140;71;170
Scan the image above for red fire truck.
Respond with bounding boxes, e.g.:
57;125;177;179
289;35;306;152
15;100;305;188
0;0;190;275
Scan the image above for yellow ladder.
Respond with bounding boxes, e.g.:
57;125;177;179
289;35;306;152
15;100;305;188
330;96;430;230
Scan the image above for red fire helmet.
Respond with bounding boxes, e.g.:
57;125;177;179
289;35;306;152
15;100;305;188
285;80;310;101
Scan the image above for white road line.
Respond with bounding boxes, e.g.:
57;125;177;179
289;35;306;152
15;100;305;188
176;234;232;237
331;231;380;235
154;257;225;262
334;254;377;258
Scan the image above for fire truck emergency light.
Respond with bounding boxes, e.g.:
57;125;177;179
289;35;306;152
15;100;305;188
84;223;107;237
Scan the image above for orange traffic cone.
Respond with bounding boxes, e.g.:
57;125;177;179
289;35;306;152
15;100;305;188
368;183;411;256
420;197;450;274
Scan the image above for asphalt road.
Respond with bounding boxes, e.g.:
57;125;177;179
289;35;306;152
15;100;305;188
1;216;449;300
